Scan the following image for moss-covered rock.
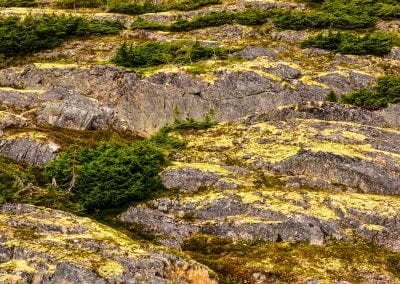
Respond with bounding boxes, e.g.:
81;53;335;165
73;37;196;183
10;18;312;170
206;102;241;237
0;203;216;283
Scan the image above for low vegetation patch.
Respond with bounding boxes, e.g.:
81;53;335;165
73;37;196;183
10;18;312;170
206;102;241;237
0;15;123;57
0;0;37;7
342;75;400;109
130;0;400;32
111;41;235;68
301;31;395;56
55;0;105;8
0;156;82;213
131;9;273;31
0;114;215;214
183;234;400;283
108;0;220;15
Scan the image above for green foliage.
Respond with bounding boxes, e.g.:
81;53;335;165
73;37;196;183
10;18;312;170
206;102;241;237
301;31;395;56
0;0;37;7
45;141;167;211
55;0;105;8
272;10;375;30
109;0;220;15
167;108;217;131
326;91;338;102
0;15;123;57
131;9;271;32
342;75;400;109
111;41;233;68
0;157;82;213
129;0;400;32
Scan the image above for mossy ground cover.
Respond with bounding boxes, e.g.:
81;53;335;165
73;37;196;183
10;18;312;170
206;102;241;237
183;235;400;283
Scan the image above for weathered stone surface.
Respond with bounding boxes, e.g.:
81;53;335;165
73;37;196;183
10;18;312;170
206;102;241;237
0;64;377;136
0;134;60;166
271;150;400;195
315;71;375;95
120;106;400;251
0;203;216;284
244;101;399;129
235;46;279;60
37;94;115;131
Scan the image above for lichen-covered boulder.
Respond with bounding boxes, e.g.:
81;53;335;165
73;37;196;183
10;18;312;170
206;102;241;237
0;203;216;284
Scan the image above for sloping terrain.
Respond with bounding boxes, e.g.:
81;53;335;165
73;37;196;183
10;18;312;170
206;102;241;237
0;0;400;283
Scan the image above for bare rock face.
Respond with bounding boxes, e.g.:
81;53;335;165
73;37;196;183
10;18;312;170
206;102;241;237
0;112;27;131
271;150;400;195
385;47;400;60
245;101;399;129
37;94;115;131
235;46;279;60
0;134;60;166
0;63;381;136
315;71;375;95
0;203;216;284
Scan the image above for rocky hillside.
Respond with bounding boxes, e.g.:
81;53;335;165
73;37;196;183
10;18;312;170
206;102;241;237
0;0;400;283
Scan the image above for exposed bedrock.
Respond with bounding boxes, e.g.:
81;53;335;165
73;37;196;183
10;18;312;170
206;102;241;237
0;64;388;135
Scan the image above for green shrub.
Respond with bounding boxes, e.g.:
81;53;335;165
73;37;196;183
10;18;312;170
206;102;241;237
131;9;271;32
326;91;338;102
111;41;233;68
271;9;375;30
129;0;400;32
0;0;37;7
0;156;82;213
109;0;220;15
45;141;167;211
342;75;400;109
0;15;124;57
55;0;105;8
302;32;394;56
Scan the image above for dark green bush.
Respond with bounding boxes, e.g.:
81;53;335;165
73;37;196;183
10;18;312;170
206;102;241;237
342;75;400;109
0;156;81;213
326;91;338;102
131;9;271;32
55;0;105;8
129;0;400;32
111;41;233;68
0;15;123;57
271;9;375;30
109;0;220;15
45;141;167;211
302;32;394;55
0;0;37;7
